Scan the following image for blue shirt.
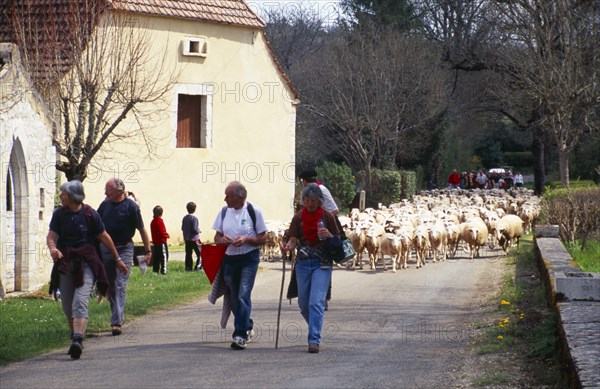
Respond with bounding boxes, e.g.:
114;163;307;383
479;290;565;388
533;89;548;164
97;198;144;243
49;205;105;248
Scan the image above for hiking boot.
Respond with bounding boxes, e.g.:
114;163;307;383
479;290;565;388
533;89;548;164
68;337;83;359
247;329;255;343
111;324;122;336
230;336;247;350
308;343;320;354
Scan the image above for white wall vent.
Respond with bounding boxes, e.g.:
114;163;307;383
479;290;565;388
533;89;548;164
182;37;208;57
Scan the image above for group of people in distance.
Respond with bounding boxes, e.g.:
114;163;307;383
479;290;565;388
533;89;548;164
446;168;524;190
47;169;339;359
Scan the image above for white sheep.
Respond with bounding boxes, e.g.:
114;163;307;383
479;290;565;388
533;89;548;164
347;225;367;270
460;218;489;259
428;222;448;262
394;225;414;270
496;214;524;255
413;224;430;268
365;224;386;270
445;223;463;258
379;233;402;272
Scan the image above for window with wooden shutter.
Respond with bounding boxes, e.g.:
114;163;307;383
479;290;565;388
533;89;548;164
177;94;204;148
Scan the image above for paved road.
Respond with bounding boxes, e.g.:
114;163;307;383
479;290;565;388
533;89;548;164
0;252;503;388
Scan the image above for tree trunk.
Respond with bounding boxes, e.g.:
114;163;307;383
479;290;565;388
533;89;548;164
532;130;546;195
364;164;373;196
558;149;570;189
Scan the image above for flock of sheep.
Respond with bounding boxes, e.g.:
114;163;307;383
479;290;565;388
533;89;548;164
262;188;541;272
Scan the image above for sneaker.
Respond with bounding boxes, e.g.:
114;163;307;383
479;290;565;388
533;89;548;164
111;324;122;336
230;336;247;350
68;338;83;359
247;329;255;343
308;343;320;354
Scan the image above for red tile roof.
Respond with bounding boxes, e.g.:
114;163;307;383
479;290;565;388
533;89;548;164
1;0;296;99
109;0;265;28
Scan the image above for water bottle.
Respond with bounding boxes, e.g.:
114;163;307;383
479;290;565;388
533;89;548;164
317;219;325;240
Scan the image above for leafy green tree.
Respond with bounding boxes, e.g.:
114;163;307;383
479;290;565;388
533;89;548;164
316;161;356;209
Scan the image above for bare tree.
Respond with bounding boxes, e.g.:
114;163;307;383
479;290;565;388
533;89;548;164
264;5;326;72
297;24;450;193
419;0;496;71
490;0;600;188
5;0;177;181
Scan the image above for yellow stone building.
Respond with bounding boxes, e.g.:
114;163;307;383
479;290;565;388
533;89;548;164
0;0;297;292
79;1;298;243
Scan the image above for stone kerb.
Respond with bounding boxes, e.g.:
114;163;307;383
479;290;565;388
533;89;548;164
535;227;600;303
534;225;600;388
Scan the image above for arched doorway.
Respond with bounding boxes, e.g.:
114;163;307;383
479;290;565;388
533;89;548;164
7;139;29;292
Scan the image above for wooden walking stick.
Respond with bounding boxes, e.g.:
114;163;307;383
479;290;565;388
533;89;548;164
275;251;287;349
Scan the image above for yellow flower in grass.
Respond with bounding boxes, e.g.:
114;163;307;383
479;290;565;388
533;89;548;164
503;318;510;324
501;299;511;305
497;335;504;340
498;323;505;328
520;313;525;319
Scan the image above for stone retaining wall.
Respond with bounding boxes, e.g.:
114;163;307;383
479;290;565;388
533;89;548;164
534;225;600;388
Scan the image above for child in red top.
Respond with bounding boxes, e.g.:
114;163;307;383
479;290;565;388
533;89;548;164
150;205;170;274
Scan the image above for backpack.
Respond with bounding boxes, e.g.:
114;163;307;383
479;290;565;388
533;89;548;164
220;202;257;232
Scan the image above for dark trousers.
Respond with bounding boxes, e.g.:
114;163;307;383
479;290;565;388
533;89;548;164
185;241;201;271
152;243;169;274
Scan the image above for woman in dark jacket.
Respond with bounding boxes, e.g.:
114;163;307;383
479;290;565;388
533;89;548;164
46;180;123;359
282;183;339;353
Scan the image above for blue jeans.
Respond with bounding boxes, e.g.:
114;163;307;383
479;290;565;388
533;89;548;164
222;249;260;339
294;257;332;345
101;243;133;326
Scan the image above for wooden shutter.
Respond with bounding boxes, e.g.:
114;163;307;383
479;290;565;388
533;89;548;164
177;94;202;148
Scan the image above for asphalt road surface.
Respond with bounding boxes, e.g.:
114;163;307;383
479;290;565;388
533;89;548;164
0;251;504;388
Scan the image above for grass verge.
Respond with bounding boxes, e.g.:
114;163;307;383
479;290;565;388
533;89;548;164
566;240;600;272
0;261;211;365
470;236;570;387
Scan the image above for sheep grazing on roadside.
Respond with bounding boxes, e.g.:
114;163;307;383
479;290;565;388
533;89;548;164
496;214;524;255
460;218;489;259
